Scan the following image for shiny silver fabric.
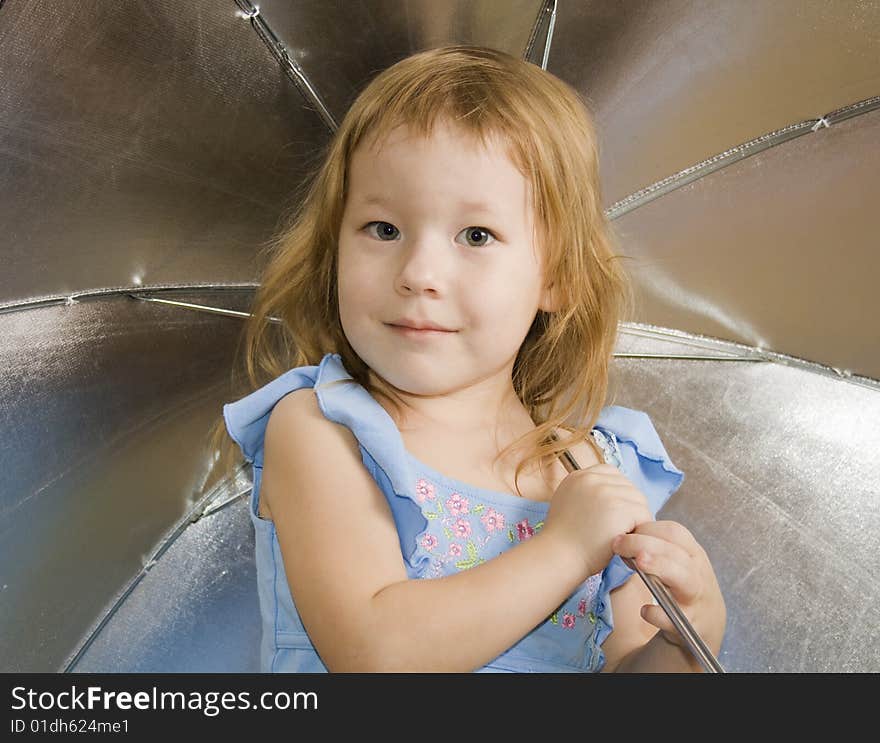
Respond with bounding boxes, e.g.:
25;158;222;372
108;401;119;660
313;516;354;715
550;0;880;379
0;0;326;310
1;0;878;673
69;482;260;673
0;290;253;672
252;0;548;116
616;107;880;382
612;328;880;672
552;1;880;206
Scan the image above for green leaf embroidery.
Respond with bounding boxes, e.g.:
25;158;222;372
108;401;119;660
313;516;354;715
507;529;515;542
473;504;485;513
425;512;438;520
455;556;486;571
550;612;559;624
455;542;485;571
534;521;544;530
443;526;453;540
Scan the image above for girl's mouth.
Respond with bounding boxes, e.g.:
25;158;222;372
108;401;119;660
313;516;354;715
386;323;456;338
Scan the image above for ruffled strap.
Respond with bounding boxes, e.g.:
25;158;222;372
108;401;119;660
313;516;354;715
591;405;685;670
222;361;322;521
311;355;431;574
595;405;684;516
222;364;320;467
224;352;431;574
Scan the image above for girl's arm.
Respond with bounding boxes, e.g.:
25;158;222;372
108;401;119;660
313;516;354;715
262;388;588;672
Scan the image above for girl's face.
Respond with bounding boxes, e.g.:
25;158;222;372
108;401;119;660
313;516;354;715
337;120;555;401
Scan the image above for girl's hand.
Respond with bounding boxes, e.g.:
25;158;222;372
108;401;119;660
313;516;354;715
542;464;654;579
612;521;726;654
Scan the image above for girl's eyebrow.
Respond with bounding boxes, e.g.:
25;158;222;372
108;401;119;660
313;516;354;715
360;194;391;206
360;194;500;214
457;199;500;214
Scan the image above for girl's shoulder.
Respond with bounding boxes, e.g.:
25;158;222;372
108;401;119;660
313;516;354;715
223;351;414;500
223;359;324;469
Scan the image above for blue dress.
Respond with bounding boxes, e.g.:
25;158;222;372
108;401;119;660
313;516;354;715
223;352;684;673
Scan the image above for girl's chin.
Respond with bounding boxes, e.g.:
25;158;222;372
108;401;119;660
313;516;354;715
367;367;450;397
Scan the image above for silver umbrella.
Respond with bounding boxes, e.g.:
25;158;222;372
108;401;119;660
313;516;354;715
1;0;877;673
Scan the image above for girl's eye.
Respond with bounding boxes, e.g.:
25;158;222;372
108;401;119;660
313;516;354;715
458;227;495;248
364;222;400;241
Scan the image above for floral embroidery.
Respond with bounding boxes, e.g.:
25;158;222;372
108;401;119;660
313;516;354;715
452;518;472;539
415;478;436;503
480;508;505;533
414;476;603;635
408;433;620;654
446;492;470;515
515;518;535;541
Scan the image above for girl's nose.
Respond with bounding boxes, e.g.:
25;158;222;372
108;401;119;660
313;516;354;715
394;238;448;295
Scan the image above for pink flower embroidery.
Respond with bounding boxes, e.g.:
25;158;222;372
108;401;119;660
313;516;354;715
415;478;436;503
421;534;438;551
480;508;505;533
448;543;463;557
577;598;587;617
446;492;470;515
516;518;535;541
562;613;576;629
452;518;472;539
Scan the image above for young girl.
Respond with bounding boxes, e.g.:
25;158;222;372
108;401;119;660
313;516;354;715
220;45;726;672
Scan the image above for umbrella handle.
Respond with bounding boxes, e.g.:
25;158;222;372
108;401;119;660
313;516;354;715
552;434;725;673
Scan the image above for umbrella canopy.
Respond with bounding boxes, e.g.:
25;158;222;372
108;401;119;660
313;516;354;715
1;0;877;672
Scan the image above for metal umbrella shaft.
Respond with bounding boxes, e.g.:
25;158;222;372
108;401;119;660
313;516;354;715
556;443;725;673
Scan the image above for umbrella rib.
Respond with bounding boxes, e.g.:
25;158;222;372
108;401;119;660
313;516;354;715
234;0;337;133
540;0;558;71
0;283;259;315
605;95;880;220
128;293;284;324
618;323;880;391
619;323;765;358
524;0;558;70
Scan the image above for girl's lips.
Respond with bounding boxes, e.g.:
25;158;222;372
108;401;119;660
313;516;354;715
387;323;456;338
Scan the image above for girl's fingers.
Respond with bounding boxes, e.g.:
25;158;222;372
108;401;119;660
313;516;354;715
632;520;703;558
613;532;691;567
640;604;684;647
613;532;698;602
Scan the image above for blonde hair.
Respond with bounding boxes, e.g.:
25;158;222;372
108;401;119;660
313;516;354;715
210;44;634;496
